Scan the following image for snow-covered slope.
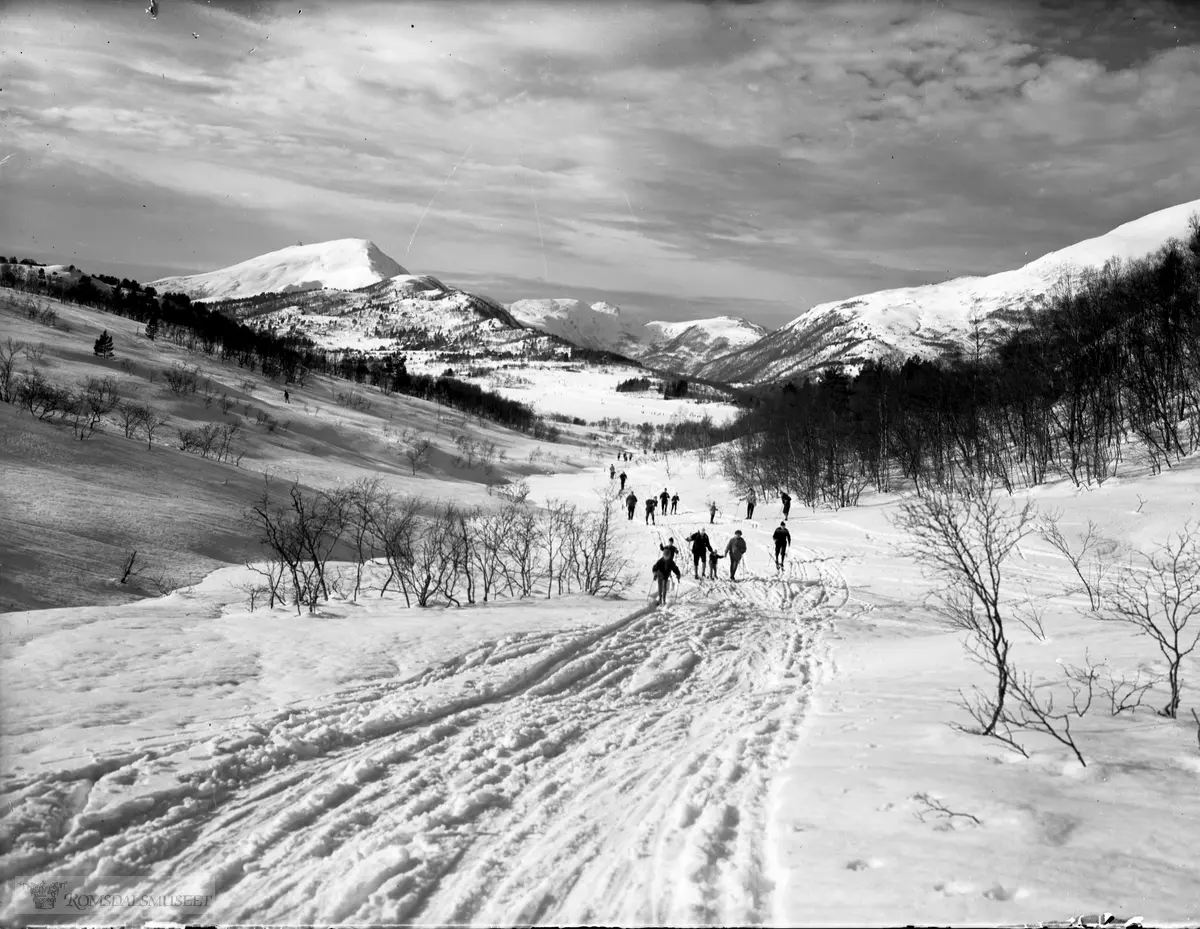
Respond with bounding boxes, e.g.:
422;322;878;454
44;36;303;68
508;299;766;375
700;199;1200;384
149;239;407;301
218;273;567;358
507;298;645;357
641;316;768;375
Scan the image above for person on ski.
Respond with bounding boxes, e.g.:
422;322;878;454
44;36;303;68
709;501;718;524
708;549;725;579
725;530;747;580
670;493;680;514
619;471;628;491
773;521;792;570
645;497;657;525
283;389;290;404
652;554;681;605
746;489;756;519
686;528;714;579
626;492;638;521
660;537;679;564
781;491;791;519
659;488;670;515
610;464;616;480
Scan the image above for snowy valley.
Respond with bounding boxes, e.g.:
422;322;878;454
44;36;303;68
3;239;1200;925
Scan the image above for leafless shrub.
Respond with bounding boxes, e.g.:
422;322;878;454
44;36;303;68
116;400;148;438
343;477;387;602
219;394;235;414
0;338;24;403
15;369;65;420
567;484;634;596
334;389;371;412
502;503;543;597
911;792;982;829
244;481;349;614
488;479;530;505
140;406;170;449
22;341;47;364
1102;521;1200;718
404;437;434;475
894;476;1037;738
1040;511;1120;611
376;495;421;606
148;570;179;596
164;362;201;395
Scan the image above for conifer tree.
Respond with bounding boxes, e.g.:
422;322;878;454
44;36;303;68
93;330;114;358
145;317;159;341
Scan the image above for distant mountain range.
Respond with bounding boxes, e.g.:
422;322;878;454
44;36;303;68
150;199;1200;383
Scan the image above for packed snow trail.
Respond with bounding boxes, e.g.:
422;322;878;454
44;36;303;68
0;552;846;926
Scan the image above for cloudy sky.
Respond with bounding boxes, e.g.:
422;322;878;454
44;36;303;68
2;0;1198;326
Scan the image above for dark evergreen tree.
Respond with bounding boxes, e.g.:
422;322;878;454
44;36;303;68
144;317;159;341
93;330;114;358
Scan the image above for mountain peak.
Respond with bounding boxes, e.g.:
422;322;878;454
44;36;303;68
149;238;406;301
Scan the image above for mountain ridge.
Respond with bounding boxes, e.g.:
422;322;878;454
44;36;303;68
697;198;1200;384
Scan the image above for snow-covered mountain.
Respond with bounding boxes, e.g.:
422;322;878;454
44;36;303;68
507;298;644;357
149;239;406;301
214;272;569;358
641;316;768;374
699;199;1200;385
507;299;766;375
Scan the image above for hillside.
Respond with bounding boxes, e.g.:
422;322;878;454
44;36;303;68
699;198;1200;384
149;239;406;301
641;316;768;374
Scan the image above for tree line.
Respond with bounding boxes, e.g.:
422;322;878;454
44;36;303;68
696;217;1200;507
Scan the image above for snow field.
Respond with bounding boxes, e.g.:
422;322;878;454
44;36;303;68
3;423;1200;925
0;548;835;924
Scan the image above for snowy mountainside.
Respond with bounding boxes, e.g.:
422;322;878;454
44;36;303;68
219;273;563;357
641;316;768;374
149;239;406;301
699;198;1200;384
508;299;767;375
507;298;645;357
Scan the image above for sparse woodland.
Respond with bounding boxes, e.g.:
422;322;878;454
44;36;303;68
689;218;1200;508
241;478;633;614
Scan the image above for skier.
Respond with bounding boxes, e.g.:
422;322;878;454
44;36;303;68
709;501;718;524
781;491;791;519
652;553;681;605
772;521;792;570
645;497;657;525
725;530;747;580
660;537;679;563
686;528;714;579
619;471;627;491
708;549;725;579
626;492;638;521
610;464;616;480
283;389;290;404
659;488;670;514
746;489;756;519
670;492;680;514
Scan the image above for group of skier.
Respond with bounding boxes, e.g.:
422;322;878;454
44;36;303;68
623;487;681;523
607;458;797;605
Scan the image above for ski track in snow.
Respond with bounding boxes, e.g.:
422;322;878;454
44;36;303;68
0;552;847;926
